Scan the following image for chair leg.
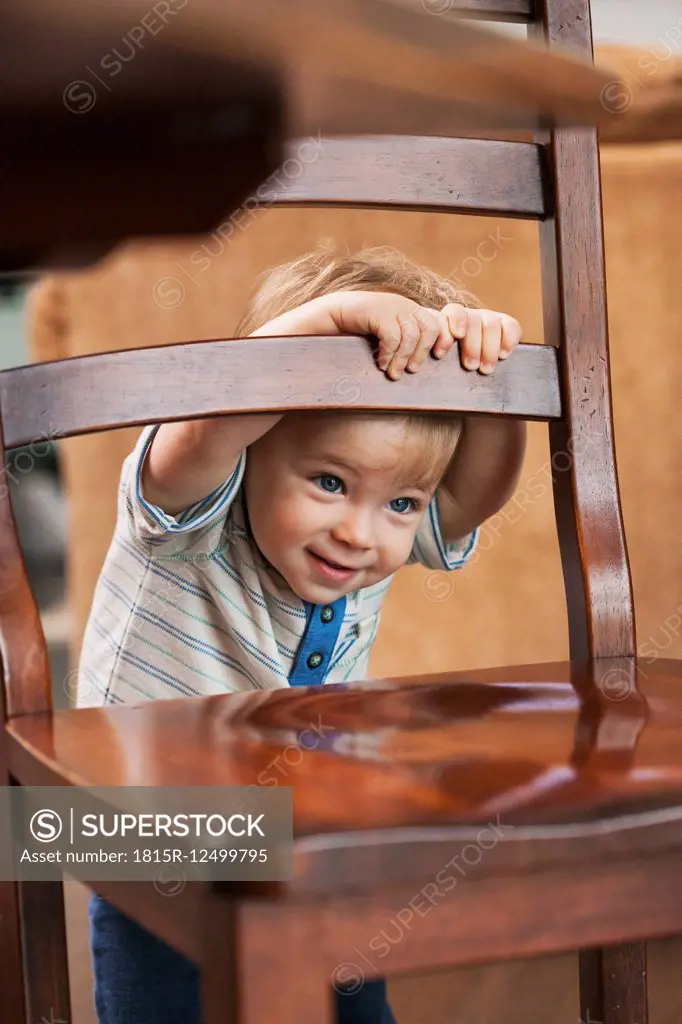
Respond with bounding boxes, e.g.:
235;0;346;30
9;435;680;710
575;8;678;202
201;896;333;1024
203;954;333;1024
19;878;72;1024
0;859;71;1024
3;752;69;1023
0;881;27;1023
580;943;648;1024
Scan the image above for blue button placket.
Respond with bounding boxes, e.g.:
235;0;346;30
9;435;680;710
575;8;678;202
288;596;347;686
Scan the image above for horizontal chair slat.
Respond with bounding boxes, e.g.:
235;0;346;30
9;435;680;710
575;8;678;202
261;137;546;219
409;0;533;21
1;337;560;449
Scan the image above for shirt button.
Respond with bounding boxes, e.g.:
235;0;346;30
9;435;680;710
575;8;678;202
307;652;323;669
320;606;334;624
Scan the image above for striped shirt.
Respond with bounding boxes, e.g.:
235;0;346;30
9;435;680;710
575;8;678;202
76;425;478;707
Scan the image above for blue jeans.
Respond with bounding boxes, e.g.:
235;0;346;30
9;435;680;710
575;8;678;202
89;894;396;1024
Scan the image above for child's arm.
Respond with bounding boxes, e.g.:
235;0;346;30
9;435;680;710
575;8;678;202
437;416;527;542
143;289;445;514
431;305;527;542
141;413;282;516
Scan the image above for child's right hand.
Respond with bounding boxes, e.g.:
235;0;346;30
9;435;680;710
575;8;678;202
333;290;458;381
252;288;521;382
250;288;457;380
335;290;521;381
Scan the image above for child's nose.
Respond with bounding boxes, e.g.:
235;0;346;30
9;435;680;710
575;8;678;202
332;507;374;549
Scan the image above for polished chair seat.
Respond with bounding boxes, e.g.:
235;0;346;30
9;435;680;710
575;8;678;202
8;660;682;902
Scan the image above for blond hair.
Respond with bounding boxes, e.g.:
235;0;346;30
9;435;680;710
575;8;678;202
236;244;480;489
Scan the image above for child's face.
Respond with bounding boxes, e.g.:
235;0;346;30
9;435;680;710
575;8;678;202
244;413;441;603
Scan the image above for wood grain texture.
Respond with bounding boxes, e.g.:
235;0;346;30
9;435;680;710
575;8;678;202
534;9;635;661
0;750;25;1023
231;865;679;978
534;4;644;1022
202;896;242;1024
0;408;55;1020
0;415;52;718
581;944;649;1024
6;659;682;1018
18;879;72;1024
0;880;25;1024
395;0;533;21
261;137;546;218
538;132;636;663
444;0;533;20
4;0;627;138
71;859;682;999
203;899;335;1024
0;0;640;270
0;98;282;273
0;13;283;272
8;659;682;897
600;84;682;145
0;338;560;451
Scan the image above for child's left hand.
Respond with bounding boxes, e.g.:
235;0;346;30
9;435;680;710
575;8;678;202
424;303;523;377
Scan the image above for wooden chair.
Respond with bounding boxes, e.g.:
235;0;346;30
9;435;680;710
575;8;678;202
2;1;681;1022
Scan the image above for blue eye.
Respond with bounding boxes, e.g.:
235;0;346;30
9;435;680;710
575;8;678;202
315;474;343;494
389;497;416;514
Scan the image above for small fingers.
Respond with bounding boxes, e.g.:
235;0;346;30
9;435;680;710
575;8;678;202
375;299;522;380
426;308;455;362
376;320;402;372
384;312;420;379
405;308;453;371
458;309;483;371
479;313;502;375
387;306;440;379
457;309;522;374
442;303;469;342
499;314;523;359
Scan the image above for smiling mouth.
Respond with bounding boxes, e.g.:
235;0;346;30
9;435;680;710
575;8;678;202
309;551;360;572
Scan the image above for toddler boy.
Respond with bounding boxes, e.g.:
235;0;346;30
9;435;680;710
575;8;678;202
79;246;526;1024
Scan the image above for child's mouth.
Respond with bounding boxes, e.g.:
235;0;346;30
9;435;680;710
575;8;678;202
308;550;358;582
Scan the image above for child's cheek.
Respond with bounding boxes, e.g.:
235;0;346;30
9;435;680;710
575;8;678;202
393;526;419;569
278;488;315;538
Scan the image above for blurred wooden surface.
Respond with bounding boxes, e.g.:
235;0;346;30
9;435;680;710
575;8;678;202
3;5;680;269
596;45;682;143
1;0;642;272
59;875;682;1024
3;0;626;134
